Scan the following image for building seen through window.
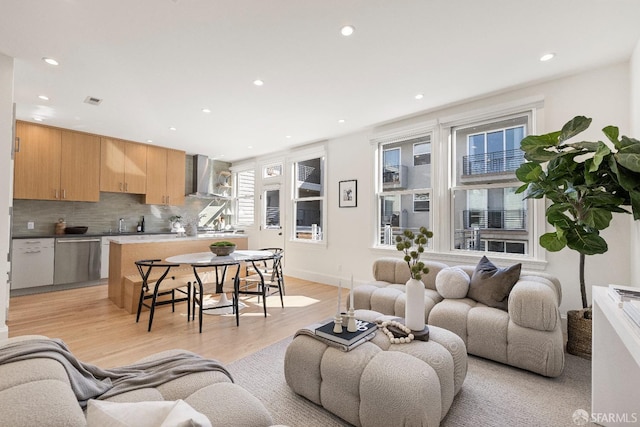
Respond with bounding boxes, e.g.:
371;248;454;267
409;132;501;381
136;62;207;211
378;135;432;245
452;115;529;255
293;157;324;241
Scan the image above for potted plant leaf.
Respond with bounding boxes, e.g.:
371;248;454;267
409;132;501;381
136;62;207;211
515;115;640;358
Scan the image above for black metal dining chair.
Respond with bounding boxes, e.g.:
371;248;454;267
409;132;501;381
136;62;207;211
191;260;241;332
135;259;191;332
240;250;285;317
244;247;285;298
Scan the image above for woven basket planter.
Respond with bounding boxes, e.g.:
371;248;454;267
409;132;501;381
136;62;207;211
566;308;592;360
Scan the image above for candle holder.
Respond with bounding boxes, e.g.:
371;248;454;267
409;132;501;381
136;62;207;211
333;314;343;333
346;307;357;332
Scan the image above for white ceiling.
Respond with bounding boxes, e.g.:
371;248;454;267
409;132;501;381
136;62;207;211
2;0;640;162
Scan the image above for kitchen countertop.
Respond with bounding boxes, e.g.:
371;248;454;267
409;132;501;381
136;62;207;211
13;231;247;241
12;231;176;239
107;233;247;244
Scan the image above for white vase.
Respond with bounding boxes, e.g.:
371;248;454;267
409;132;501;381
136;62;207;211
405;278;425;331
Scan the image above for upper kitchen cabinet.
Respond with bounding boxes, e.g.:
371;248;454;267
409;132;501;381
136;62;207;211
14;121;101;201
144;146;185;206
14;121;61;200
100;138;147;194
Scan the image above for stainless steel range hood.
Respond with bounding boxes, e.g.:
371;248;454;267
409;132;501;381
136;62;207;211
189;154;227;198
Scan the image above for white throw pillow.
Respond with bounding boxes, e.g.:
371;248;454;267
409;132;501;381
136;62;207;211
86;399;212;427
435;267;470;299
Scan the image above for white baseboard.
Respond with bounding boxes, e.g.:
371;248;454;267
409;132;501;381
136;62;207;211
285;268;359;288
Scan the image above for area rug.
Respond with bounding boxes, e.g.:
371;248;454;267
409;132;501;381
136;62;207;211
228;336;593;427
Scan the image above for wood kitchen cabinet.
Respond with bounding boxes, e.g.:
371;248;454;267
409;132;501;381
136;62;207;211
14;121;61;200
14;121;101;201
100;137;147;194
144;145;185;205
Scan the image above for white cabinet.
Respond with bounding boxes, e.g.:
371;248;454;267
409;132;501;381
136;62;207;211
592;286;640;426
100;237;110;279
11;238;55;289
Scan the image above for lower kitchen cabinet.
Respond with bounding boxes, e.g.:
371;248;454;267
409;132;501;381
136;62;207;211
11;238;55;289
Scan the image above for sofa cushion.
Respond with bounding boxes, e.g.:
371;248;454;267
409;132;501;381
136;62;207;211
467;256;521;311
0;379;86;426
86;399;211;427
186;382;274;427
436;267;470;299
508;279;560;331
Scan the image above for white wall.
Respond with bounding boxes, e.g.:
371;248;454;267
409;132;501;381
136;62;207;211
630;40;640;285
0;53;14;339
284;61;633;315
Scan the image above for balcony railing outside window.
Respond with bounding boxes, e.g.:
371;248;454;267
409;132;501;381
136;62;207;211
462;209;526;230
462;149;524;176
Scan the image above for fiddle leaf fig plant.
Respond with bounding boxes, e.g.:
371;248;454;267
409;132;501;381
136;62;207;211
395;226;433;280
515;116;640;308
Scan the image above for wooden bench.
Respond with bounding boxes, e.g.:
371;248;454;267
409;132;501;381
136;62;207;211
123;267;196;314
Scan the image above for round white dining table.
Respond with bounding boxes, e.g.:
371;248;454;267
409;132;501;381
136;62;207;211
165;250;276;330
165;250;273;265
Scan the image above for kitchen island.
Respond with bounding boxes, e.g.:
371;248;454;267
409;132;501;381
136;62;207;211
107;234;248;313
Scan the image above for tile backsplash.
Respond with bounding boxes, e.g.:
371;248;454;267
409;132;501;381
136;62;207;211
12;155;231;237
12;192;212;237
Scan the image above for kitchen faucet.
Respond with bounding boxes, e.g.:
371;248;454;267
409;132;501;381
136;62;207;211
118;218;125;233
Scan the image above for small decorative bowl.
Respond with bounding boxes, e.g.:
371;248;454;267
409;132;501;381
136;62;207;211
209;244;236;256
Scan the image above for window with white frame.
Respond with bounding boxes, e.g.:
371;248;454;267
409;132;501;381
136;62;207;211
377;134;432;246
293;157;324;241
264;187;281;229
234;169;255;226
263;163;282;178
451;113;530;255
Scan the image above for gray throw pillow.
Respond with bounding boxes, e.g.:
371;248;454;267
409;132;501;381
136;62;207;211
467;256;521;311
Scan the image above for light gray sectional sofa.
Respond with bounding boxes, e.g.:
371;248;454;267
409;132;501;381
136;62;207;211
0;335;275;427
353;257;565;377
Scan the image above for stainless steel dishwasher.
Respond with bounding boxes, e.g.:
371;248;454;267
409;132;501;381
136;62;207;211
54;237;101;285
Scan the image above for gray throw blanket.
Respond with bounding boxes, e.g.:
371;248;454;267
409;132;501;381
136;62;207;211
0;338;233;408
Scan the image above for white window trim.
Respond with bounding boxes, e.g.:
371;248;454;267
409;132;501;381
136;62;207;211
372;125;436;250
287;145;327;246
231;162;257;231
370;98;548;270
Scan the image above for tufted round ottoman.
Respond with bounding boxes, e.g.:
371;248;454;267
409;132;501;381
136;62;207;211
284;310;467;427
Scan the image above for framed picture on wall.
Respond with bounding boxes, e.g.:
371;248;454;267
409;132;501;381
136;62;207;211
339;179;357;208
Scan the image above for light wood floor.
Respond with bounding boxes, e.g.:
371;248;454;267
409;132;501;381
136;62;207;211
7;277;343;368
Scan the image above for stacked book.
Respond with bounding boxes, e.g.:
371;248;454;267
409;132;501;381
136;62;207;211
623;300;640;335
314;319;377;351
607;284;640;307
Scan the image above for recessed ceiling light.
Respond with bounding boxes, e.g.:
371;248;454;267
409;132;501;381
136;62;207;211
42;57;59;66
415;94;424;100
286;135;292;139
540;53;555;62
202;108;211;113
38;95;49;101
146;139;153;143
247;145;253;149
169;126;177;131
253;79;264;86
341;25;355;36
33;117;44;122
338;119;345;124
